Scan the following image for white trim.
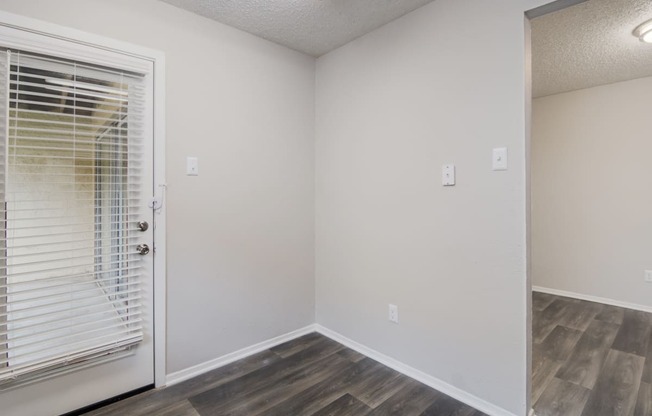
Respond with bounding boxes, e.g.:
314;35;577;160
0;10;168;388
315;325;519;416
532;286;652;314
0;11;160;71
165;325;318;387
152;54;167;388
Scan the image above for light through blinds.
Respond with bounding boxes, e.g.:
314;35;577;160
0;49;146;388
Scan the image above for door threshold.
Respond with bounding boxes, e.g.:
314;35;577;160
61;384;155;416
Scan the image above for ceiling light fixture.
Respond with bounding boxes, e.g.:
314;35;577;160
634;19;652;43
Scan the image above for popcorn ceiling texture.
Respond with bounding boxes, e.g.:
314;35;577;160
161;0;652;95
160;0;435;57
532;0;652;98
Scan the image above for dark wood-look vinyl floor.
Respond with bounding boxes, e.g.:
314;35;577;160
532;292;652;416
85;332;486;416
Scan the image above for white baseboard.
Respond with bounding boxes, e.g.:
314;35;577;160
532;286;652;314
165;324;317;386
315;325;520;416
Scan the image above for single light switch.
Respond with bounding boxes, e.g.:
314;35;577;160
186;157;199;176
492;147;508;171
442;164;455;186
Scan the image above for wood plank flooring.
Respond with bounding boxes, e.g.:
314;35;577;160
533;292;652;416
82;292;652;416
84;332;485;416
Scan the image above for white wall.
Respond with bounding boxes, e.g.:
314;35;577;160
315;1;547;415
0;0;316;374
532;77;652;308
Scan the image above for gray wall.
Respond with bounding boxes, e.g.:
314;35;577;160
532;76;652;308
315;0;547;414
0;0;559;414
0;0;316;375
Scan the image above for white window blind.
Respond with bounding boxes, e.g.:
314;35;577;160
0;49;146;388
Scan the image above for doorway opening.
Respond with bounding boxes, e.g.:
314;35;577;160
527;0;652;414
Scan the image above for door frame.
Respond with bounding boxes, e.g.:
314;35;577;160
0;10;167;387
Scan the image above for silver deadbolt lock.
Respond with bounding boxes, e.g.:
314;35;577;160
137;244;150;256
137;221;149;232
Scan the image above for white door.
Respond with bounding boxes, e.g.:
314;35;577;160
0;28;156;416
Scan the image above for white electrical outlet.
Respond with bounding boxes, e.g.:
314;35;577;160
388;304;399;324
645;270;652;283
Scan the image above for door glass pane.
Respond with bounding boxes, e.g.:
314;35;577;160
0;50;145;386
95;120;130;311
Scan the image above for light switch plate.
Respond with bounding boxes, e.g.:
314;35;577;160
442;164;455;186
388;304;399;324
186;157;199;176
493;147;508;171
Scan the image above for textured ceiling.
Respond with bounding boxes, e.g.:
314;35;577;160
532;0;652;98
160;0;436;57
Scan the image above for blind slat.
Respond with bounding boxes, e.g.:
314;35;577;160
0;334;142;383
4;218;142;232
1;302;142;336
2;296;142;326
2;251;141;272
0;228;143;241
10;122;141;136
2;313;142;346
10;108;144;124
9;90;142;108
9;100;144;118
8;78;144;97
4;283;140;307
1;260;142;279
4;155;143;164
0;288;142;319
6;274;140;297
2;213;142;223
0;271;140;291
0;236;140;251
0;327;143;366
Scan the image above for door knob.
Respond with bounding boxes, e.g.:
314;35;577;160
136;244;150;255
137;221;149;232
